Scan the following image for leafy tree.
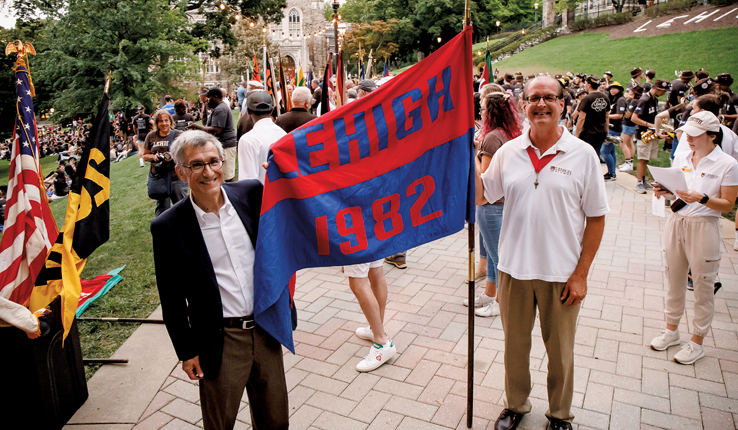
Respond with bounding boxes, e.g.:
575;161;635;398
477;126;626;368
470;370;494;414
218;20;279;83
37;0;202;121
14;0;288;57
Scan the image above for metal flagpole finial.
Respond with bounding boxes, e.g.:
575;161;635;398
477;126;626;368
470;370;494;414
6;39;37;96
104;71;112;94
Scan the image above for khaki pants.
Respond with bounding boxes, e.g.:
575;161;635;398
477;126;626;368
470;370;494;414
498;271;580;422
664;214;721;337
199;325;289;430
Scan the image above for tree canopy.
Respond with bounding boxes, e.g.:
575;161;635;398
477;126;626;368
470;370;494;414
37;0;202;121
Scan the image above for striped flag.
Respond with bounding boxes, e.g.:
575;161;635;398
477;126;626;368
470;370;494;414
0;56;58;335
297;67;305;87
30;88;111;340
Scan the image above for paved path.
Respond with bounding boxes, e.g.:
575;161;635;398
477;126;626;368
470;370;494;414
65;178;738;430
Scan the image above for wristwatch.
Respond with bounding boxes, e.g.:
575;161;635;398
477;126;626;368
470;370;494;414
700;193;710;204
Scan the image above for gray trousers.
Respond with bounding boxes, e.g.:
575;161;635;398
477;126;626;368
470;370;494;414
199;325;289;430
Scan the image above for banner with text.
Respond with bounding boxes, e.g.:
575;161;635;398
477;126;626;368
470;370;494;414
254;26;475;352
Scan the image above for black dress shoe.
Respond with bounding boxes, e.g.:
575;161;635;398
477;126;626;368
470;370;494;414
494;409;524;430
549;418;573;430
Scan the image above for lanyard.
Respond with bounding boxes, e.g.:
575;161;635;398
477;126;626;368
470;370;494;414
526;146;560;189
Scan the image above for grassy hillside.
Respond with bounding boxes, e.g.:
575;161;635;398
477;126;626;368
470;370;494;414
492;27;738;84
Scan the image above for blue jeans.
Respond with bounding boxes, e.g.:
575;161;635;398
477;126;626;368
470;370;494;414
670;135;679;160
479;231;486;259
477;204;504;284
601;141;616;175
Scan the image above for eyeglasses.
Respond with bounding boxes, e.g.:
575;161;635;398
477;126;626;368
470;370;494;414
181;158;223;174
526;94;559;103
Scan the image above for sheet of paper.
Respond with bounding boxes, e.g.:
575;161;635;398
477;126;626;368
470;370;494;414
652;194;666;217
647;165;688;196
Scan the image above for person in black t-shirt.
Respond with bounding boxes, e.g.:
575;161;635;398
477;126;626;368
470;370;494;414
605;82;628;180
643;69;656;92
171;100;195;132
632;79;670;193
716;73;738;127
132;105;153;167
618;84;644;172
575;75;610;164
669;70;694;109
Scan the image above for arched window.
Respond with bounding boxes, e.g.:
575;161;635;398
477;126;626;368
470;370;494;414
288;9;301;37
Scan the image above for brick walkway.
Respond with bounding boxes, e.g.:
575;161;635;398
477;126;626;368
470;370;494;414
130;181;738;430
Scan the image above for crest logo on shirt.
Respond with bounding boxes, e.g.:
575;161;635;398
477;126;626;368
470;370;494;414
550;166;572;176
702;172;719;179
592;98;608;112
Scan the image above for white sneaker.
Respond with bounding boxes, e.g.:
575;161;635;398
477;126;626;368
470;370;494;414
475;302;500;317
355;326;374;342
635;181;646;194
463;294;494;308
650;330;681;351
733;234;738;251
618;161;633;172
356;341;396;372
674;342;704;365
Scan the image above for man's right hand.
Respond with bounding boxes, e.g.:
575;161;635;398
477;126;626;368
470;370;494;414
182;356;204;380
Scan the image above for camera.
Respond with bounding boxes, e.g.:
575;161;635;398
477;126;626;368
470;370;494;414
154;151;172;169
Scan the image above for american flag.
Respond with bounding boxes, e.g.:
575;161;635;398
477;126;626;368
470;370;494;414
0;60;58;332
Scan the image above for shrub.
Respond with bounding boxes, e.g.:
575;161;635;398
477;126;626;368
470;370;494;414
568;10;634;31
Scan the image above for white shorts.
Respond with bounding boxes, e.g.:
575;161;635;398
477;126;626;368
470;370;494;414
344;259;383;278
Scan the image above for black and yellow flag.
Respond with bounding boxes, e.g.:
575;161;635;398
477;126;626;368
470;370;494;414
30;90;110;339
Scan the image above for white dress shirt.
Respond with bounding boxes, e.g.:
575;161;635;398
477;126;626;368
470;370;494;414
481;127;610;282
238;117;286;184
191;188;255;317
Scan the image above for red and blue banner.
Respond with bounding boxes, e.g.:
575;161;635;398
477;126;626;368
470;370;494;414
253;27;475;352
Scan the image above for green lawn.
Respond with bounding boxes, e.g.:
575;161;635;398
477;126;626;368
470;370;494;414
493;28;738;85
0;152;161;379
393;27;738;81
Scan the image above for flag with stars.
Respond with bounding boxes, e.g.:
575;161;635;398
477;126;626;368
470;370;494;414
0;60;59;336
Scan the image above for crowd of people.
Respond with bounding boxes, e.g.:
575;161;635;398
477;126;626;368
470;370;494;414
66;65;736;430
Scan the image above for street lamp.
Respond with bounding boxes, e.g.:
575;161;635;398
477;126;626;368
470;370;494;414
496;20;500;34
437;37;442;44
332;0;340;55
535;2;539;24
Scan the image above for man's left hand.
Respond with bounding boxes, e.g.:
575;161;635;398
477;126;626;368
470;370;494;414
561;273;587;306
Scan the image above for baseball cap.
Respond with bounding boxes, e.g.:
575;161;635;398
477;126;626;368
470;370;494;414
716;73;734;85
247;80;264;89
357;79;377;92
653;79;671;91
692;77;716;96
630;67;643;78
246;90;274;114
680;70;695;80
677;110;720;136
137;105;144;111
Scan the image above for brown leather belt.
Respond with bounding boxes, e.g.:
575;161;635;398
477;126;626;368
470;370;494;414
223;315;255;329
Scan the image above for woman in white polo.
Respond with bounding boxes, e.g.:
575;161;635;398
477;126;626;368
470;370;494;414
651;111;738;364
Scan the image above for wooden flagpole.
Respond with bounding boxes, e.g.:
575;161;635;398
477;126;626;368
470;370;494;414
465;0;474;427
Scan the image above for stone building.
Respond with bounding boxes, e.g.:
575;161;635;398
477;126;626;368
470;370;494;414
266;0;331;82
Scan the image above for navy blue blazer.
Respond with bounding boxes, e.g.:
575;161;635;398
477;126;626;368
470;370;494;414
151;180;262;379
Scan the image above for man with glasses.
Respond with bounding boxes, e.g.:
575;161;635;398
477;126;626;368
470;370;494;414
478;76;608;430
238;90;285;184
151;130;289;430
